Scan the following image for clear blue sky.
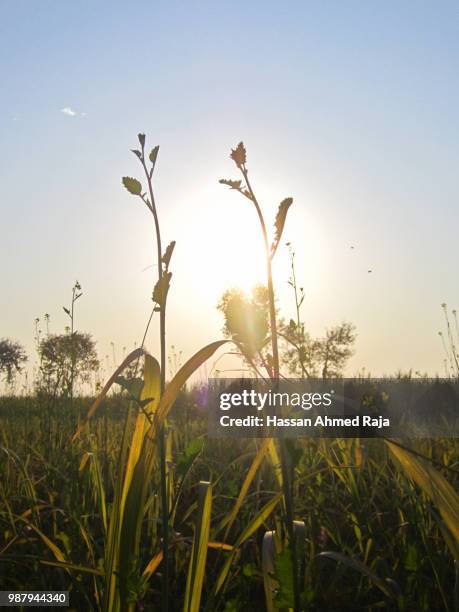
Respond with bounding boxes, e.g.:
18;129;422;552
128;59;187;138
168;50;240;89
1;1;459;383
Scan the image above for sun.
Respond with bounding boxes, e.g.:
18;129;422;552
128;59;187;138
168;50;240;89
203;204;268;299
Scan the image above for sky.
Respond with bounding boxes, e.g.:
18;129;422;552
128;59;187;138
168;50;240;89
1;0;459;385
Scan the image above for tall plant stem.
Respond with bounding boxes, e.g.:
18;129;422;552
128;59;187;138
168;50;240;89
240;166;301;612
241;168;279;378
141;157;170;612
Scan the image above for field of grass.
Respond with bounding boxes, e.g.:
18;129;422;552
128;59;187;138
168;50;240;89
2;136;459;612
0;394;458;611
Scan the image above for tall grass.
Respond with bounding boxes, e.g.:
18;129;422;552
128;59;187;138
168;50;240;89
0;136;458;611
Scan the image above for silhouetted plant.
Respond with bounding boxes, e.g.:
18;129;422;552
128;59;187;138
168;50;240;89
278;243;356;379
439;303;459;377
0;338;27;384
220;142;302;611
63;281;83;407
122;133;175;610
73;134;228;612
217;286;270;366
220;142;292;378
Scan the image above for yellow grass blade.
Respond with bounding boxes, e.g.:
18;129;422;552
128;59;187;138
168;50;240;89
72;347;145;442
121;354;160;508
15;516;66;563
184;481;212;612
208;541;233;551
40;560;104;576
142;551;163;579
218;439;271;539
155;341;228;425
267;439;283;487
119;356;161;607
215;492;282;594
386;440;459;543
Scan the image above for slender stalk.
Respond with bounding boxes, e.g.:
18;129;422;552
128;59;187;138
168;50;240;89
139;152;170;612
237;162;301;612
288;246;308;379
241;167;279;379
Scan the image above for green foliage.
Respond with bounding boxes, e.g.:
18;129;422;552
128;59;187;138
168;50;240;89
273;547;295;609
149;145;159;165
0;338;27;384
122;176;142;196
1;134;456;612
0;398;458;609
271;198;293;258
37;331;99;397
162;240;176;270
219;179;242;190
152;271;172;311
217;286;269;359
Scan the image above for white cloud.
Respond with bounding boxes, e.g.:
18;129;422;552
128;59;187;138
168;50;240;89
60;107;77;117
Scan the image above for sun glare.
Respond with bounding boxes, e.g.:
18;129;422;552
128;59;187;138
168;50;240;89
208;207;267;298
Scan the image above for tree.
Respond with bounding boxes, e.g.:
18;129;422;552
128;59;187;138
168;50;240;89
281;320;356;379
218;277;356;380
37;332;99;397
0;339;27;383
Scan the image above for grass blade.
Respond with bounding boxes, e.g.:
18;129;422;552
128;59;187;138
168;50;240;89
386;440;459;542
184;481;212;612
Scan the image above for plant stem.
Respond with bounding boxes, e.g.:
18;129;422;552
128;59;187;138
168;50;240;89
140;156;170;612
240;165;301;612
241;167;279;379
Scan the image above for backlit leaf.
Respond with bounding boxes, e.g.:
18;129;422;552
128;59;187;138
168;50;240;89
122;176;142;196
230;142;246;168
162;241;176;270
149;146;159;165
152;272;172;308
271;198;293;258
219;179;242;190
386;440;459;543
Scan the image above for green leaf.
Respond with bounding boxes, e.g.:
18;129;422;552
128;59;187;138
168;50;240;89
118;355;161;606
131;149;142;159
404;544;419;571
262;531;276;612
273;547;295;608
219;179;242;190
184;481;212;612
215;493;282;594
72;347;146;441
138;133;145;147
318;551;398;599
217;438;272;539
122;177;142;196
115;376;144;400
176;438;204;479
152;272;172;309
40;560;104;576
386;440;459;543
162;241;176;270
271;198;293;258
149;146;160;165
156;340;228;426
